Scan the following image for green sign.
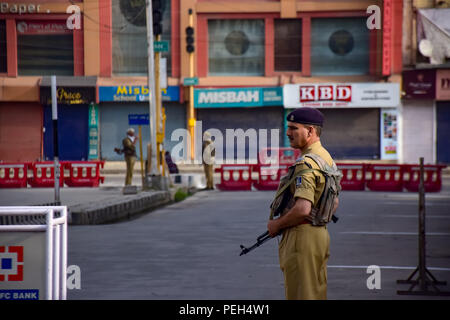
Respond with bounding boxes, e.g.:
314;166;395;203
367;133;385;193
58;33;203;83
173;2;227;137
194;87;283;108
154;41;170;52
184;77;199;86
88;104;99;160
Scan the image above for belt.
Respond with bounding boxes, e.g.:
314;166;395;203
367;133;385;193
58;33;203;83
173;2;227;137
299;219;311;225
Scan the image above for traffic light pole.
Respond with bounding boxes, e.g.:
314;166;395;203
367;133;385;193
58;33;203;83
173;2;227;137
155;33;162;172
187;9;195;161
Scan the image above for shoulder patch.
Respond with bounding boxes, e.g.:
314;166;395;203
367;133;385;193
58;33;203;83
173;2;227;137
295;176;302;187
295;156;304;164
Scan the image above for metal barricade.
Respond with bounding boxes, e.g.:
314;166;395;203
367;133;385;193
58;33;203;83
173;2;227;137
62;161;105;187
403;164;446;193
0;206;67;300
252;164;289;191
27;162;64;188
337;163;366;191
0;163;29;188
215;165;253;191
366;164;404;192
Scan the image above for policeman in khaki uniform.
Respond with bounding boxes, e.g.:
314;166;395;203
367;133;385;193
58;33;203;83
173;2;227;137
267;107;340;300
122;128;138;186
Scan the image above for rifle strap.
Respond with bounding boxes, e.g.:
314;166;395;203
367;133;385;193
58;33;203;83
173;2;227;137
269;167;314;220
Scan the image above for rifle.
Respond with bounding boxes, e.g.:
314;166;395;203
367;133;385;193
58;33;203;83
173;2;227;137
239;231;272;256
239;215;338;256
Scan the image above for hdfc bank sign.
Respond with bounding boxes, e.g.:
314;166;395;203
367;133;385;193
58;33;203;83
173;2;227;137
299;85;352;103
284;83;400;108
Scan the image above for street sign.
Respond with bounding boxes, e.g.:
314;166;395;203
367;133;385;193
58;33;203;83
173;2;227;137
128;114;149;126
154;41;170;52
184;77;199;86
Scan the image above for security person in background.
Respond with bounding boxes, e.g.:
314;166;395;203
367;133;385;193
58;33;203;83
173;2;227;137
202;131;215;190
123;128;138;186
267;107;339;300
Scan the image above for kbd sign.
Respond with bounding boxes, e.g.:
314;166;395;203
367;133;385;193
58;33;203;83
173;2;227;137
283;83;400;108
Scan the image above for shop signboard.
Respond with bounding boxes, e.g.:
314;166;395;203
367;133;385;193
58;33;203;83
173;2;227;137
283;83;400;108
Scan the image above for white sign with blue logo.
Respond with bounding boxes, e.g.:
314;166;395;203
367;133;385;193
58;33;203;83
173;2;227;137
194;87;283;108
0;233;46;300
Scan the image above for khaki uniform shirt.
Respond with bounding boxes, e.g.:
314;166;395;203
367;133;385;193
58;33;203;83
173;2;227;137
292;141;334;207
122;137;136;158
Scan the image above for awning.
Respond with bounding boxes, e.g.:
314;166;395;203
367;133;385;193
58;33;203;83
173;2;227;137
40;76;97;105
417;8;450;65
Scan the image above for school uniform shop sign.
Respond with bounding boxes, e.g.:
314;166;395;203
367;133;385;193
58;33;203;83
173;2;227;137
99;86;180;102
283;83;400;108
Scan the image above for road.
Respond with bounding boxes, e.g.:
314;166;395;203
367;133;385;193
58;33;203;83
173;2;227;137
66;188;450;300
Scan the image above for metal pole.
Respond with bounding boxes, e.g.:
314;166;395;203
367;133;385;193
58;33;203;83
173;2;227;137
46;209;53;300
187;9;195;161
146;0;159;178
418;157;426;291
155;34;162;173
139;125;145;187
61;206;67;300
51;76;60;204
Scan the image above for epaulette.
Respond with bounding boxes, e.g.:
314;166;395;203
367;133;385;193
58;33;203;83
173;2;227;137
295;156;305;164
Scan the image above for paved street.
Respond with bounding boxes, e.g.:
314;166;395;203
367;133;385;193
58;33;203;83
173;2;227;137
66;188;450;300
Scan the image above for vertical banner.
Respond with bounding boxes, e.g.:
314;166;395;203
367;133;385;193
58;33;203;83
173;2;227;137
88;104;99;160
382;0;392;76
380;108;398;160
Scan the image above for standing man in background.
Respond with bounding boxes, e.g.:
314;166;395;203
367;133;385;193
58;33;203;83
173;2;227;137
202;131;215;190
123;128;138;186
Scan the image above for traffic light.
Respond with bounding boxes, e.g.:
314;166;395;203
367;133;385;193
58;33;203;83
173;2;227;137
185;26;194;53
152;0;162;36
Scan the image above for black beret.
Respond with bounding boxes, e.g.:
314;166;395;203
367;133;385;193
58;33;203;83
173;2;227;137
286;107;324;127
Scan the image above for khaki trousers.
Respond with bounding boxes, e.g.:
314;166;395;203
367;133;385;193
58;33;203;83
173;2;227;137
203;164;214;189
125;156;136;186
278;224;330;300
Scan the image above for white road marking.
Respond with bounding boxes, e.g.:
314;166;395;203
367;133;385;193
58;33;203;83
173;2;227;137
340;231;450;236
263;264;450;271
327;265;450;272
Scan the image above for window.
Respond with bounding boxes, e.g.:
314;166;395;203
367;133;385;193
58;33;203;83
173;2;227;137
17;21;73;76
274;19;302;72
310;17;369;75
112;0;171;76
0;20;7;73
208;19;265;76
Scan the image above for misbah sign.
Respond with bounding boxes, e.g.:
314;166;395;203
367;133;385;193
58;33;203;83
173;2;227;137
194;87;283;108
283;83;400;108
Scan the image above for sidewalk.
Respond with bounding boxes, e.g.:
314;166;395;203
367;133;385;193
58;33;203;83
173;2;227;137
0;172;174;225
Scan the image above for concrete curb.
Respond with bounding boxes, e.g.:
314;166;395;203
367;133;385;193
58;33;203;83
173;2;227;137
69;190;172;225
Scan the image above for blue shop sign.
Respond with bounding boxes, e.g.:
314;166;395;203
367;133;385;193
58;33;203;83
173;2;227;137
128;114;150;125
99;86;180;102
194;87;283;108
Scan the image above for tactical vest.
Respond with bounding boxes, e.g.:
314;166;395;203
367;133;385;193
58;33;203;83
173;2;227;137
269;153;342;226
